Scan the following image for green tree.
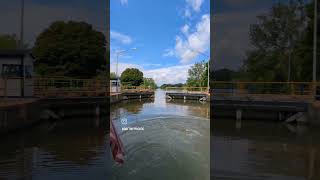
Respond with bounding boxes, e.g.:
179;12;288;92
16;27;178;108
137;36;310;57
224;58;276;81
244;0;309;81
33;21;106;78
142;78;157;89
213;68;238;81
110;72;117;80
160;83;185;89
0;34;27;49
187;61;208;87
120;68;143;86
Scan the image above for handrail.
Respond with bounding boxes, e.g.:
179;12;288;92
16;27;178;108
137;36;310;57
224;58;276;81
121;85;154;92
165;87;209;94
211;81;320;97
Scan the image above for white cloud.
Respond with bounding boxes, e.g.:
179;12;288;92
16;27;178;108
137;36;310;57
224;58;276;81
184;8;191;18
183;0;204;18
120;0;128;6
186;0;203;12
181;24;189;36
110;31;132;44
144;64;192;85
110;62;192;85
110;62;142;75
162;48;175;57
168;14;210;64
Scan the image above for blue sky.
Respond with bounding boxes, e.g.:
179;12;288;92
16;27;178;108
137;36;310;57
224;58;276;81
110;0;210;85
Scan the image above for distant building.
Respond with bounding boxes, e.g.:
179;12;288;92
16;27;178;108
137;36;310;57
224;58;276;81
110;79;121;93
0;49;34;97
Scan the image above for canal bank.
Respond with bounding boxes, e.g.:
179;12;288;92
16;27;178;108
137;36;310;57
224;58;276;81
0;91;154;135
308;102;320;126
0;99;42;134
0;97;110;134
110;91;154;104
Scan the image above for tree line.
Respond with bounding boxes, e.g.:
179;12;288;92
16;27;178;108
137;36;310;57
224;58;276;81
114;68;157;89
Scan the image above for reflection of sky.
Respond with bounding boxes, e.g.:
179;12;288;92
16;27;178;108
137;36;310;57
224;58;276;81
112;89;210;128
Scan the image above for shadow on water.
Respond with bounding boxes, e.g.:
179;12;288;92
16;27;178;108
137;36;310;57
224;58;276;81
211;119;320;180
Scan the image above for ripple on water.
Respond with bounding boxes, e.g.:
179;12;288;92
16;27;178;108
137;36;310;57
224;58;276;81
111;115;210;180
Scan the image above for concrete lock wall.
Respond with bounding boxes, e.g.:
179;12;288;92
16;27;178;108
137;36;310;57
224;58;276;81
0;101;41;134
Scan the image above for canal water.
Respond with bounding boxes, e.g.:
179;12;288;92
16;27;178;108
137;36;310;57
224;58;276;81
212;119;320;180
2;89;318;180
0;89;210;180
110;89;210;180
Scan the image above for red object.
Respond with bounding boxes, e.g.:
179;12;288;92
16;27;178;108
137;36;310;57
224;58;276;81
110;120;125;164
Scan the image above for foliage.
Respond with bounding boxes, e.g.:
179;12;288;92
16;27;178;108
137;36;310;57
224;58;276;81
120;68;143;86
0;34;28;49
33;21;106;78
0;34;18;49
186;60;208;87
110;72;117;80
160;83;185;89
142;78;157;89
212;68;239;81
243;0;317;81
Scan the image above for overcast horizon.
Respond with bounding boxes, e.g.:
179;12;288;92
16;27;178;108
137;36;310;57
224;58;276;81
0;0;107;47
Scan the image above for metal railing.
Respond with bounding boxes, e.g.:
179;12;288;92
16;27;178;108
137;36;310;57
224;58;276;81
211;81;320;98
34;77;109;97
165;87;209;94
121;85;154;93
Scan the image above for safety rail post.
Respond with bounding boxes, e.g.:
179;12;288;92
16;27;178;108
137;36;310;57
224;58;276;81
290;82;295;96
4;77;7;99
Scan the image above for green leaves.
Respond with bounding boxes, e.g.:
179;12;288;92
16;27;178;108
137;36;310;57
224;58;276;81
33;21;106;78
187;60;208;87
120;68;144;86
0;34;22;49
142;78;157;89
244;0;315;82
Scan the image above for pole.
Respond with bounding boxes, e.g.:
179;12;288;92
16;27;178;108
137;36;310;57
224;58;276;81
288;50;292;82
313;0;318;97
20;0;25;97
116;52;119;93
20;0;24;48
207;59;210;92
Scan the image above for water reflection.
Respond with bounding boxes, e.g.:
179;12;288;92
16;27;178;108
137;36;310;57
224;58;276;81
112;89;209;120
111;89;210;180
212;119;320;180
0;89;210;179
0;116;111;180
